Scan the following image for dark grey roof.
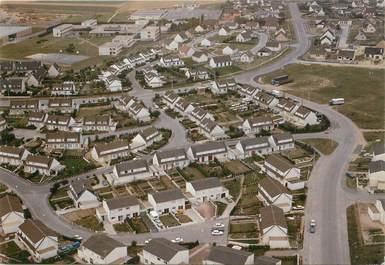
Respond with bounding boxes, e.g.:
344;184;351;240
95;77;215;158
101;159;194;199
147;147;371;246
364;47;384;55
205;246;253;265
258;177;289;198
190;141;227;158
143;238;186;261
189;177;222;191
259;205;287;230
115;159;148;177
105;196;140;210
82;234;126;258
240;137;270;151
373;142;385;156
155;148;187;163
151;189;185;203
369;160;385;173
254;255;281;265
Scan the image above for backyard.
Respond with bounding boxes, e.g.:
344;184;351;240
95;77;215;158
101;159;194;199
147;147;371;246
301;138;338;155
261;64;384;129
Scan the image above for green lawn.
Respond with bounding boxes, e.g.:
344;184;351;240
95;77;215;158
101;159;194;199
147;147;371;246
159;214;180;227
301;138;338;155
347;205;385;264
0;241;30;263
229;222;257;238
261;64;384;129
57;156;96;179
75;215;104;232
223;179;241;198
215;201;227;216
113;222;134;233
127;217;150;234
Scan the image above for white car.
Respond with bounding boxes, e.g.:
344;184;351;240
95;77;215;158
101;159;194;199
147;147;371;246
144;239;151;244
172;237;183;243
214;223;225;228
211;229;224;236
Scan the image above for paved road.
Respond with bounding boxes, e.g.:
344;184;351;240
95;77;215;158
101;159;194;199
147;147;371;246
250;32;268;55
0;4;378;263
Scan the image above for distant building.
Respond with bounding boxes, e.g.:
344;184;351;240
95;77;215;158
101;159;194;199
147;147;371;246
53;24;73;37
99;42;123;56
140;26;161;41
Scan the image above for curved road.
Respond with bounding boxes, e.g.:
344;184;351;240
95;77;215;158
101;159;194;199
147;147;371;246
0;3;378;264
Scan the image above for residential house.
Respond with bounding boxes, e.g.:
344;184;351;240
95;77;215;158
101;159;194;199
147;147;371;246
187;142;228;163
200;38;212;47
51;81;77;96
162;91;179;108
363;22;376;33
185;68;210;81
337;49;356;62
203;246;254;265
109;159;153;186
275;29;288;42
47;63;61;78
14;61;41;73
263;16;279;31
179;44;195;58
222;46;236;55
160;55;185;68
123;97;151;122
174;33;188;43
255;91;279;109
186;177;229;202
199;118;226;140
148;189;186;215
16;219;58;262
140;238;189;265
260;205;290;248
258;177;292;212
144;71;166;88
99;42;123;56
174;98;195;115
104;76;122;92
238;84;259;98
364;47;384;61
372;142;385;161
48;98;73;113
264;154;302;190
236;31;252;43
218;26;230;36
210;79;237;95
165;39;180;51
78;234;128;264
130;127;162;151
254;256;282;265
189;107;214;123
45;114;75;131
0;78;26;94
96;196;140;224
0;195;24;235
25;68;46;87
192;51;209;63
368;199;385;225
0;146;29;166
209;55;232;68
272;133;294;151
354;31;367;41
10;99;39;115
235;136;273;159
24;154;63;176
45;131;84;150
368;160;385;190
242;115;274;134
68;178;99;209
257;48;272;57
237;51;254;63
82;115;117;132
291;106;319;126
152;148;190;171
195;25;208;33
27;112;47;129
0;117;6;131
91;140;130;164
266;41;282;52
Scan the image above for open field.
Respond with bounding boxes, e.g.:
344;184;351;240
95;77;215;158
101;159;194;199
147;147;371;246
301;138;338;155
261;64;384;129
347;204;385;264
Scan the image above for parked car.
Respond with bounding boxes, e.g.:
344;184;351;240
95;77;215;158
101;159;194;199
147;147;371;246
172;237;184;243
310;219;316;233
211;229;224;236
214;223;225;228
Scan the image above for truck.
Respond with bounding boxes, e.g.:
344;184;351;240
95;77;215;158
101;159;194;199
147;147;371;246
271;75;291;86
271;89;283;97
329;98;345;105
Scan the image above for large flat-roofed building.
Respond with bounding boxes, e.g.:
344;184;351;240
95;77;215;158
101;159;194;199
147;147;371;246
90;24;142;36
0;26;32;45
99;42;123;56
130;10;167;21
53;24;73;37
140;26;161;41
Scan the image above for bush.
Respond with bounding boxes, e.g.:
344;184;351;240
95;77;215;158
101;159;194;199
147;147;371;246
279;115;330;133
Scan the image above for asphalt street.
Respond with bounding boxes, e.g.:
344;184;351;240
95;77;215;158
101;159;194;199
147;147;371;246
0;4;379;264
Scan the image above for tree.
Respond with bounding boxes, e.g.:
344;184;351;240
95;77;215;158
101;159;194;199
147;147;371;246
65;43;76;53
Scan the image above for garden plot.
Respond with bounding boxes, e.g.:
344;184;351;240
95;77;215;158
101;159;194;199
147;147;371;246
169;171;187;189
229;221;259;240
127;181;154;201
160;213;180;228
224;160;251;177
64;209;104;232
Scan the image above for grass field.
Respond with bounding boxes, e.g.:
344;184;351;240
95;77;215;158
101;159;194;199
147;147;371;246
261;64;384;129
301;138;338;155
347;205;385;264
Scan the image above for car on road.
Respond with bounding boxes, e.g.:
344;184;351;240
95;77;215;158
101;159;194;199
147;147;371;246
310;219;316;233
214;223;225;228
144;239;151;244
211;229;224;236
172;237;183;243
